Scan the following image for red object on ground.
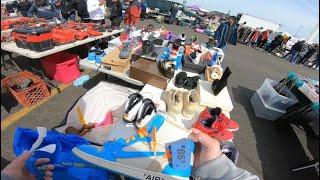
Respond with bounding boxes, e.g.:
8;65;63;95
1;71;50;107
41;51;80;84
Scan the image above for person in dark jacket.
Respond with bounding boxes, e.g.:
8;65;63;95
213;16;238;51
17;0;31;17
75;0;90;23
283;40;305;63
28;0;56;20
59;0;77;21
309;52;319;69
140;0;147;19
265;34;283;54
169;3;178;24
298;44;318;65
109;0;122;28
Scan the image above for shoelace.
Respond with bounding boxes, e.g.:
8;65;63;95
125;126;150;143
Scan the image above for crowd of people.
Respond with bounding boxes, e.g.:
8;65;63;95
1;0;144;29
237;23;319;70
4;0;317;70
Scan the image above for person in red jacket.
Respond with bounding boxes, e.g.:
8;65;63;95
257;29;270;48
124;0;141;29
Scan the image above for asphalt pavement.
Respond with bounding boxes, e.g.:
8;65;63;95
1;19;319;179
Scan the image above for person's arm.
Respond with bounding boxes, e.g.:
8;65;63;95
213;23;222;40
189;128;259;180
194;154;259;179
27;4;36;17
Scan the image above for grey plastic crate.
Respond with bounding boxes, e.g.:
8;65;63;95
250;90;286;121
258;78;298;111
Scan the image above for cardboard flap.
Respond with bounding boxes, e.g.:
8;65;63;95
102;48;131;67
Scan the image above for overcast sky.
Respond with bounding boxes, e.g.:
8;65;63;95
173;0;319;42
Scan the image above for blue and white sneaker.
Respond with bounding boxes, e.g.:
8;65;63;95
73;114;194;179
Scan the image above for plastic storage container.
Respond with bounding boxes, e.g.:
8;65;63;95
1;71;50;107
41;51;80;84
258;78;298;111
12;26;54;52
250;90;286;121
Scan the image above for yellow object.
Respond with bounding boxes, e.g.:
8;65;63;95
76;107;87;126
152;126;157;157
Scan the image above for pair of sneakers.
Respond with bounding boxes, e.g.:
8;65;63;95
174;72;201;90
123;93;157;129
188;49;202;64
193;107;239;142
88;46;105;63
163;89;200;119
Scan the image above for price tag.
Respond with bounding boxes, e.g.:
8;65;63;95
170;138;193;170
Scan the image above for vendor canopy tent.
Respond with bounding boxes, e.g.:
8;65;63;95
187;5;200;12
199;7;210;13
238;13;281;32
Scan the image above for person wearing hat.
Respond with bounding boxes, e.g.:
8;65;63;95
213;16;238;51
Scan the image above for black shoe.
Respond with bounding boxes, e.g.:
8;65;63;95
135;98;157;129
183;76;200;90
158;60;175;79
123;93;143;123
142;39;155;55
212;67;232;95
174;72;187;88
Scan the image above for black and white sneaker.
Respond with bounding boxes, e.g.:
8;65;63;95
135;98;157;129
123;93;143;123
179;33;186;46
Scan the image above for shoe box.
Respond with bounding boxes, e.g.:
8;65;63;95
182;54;209;74
129;58;169;90
101;48;131;73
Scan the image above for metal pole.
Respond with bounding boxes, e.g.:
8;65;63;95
294;25;303;37
306;22;319;43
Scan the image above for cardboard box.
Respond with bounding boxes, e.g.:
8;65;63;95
129;58;169;90
101;48;131;73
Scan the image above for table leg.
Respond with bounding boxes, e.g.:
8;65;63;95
8;52;22;72
1;51;22;72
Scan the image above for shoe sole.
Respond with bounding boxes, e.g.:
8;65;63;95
226;127;239;132
72;147;189;180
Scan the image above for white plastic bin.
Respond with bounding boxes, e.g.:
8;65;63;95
250;90;286;121
258;78;298;111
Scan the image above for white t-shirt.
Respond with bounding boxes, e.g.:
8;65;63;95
87;0;106;21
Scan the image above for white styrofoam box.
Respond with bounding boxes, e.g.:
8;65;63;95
197;80;234;112
250;90;286;121
258;78;298;111
140;84;166;112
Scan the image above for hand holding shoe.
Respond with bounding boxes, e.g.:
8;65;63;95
189;128;222;169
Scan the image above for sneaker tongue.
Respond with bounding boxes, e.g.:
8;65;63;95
203;115;217;128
